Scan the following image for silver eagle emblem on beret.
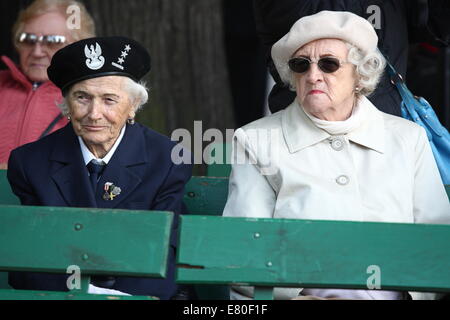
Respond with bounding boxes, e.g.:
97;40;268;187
84;42;105;70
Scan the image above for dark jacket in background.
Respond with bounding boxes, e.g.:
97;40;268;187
253;0;450;115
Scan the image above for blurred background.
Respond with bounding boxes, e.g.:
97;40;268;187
1;0;448;174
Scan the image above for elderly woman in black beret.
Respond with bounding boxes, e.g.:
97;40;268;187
223;11;450;300
7;36;192;300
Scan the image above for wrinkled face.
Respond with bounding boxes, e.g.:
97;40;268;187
67;76;135;151
293;39;358;121
17;12;73;83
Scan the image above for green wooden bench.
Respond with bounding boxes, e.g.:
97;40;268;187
0;170;19;206
0;170;19;290
0;205;173;300
205;143;231;177
176;215;450;300
0;172;232;299
2;170;449;300
183;176;230;299
184;176;229;215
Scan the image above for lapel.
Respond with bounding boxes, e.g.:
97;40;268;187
49;124;97;207
282;98;386;154
282;101;330;153
346;96;385;154
95;123;148;208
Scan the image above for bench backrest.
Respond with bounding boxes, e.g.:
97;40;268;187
0;170;19;205
177;215;450;299
0;204;173;298
184;176;229;215
2;170;449;299
205;143;232;177
183;176;230;299
0;172;231;299
2;169;449;213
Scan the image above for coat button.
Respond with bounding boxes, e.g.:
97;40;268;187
336;175;349;185
330;137;344;151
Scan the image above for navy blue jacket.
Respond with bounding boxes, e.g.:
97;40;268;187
7;122;192;300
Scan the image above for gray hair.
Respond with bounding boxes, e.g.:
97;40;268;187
285;41;386;97
123;77;149;112
58;77;149;116
346;43;386;96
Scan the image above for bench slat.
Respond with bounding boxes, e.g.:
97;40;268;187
205;143;232;177
177;215;450;293
0;171;19;205
0;289;155;300
184;177;228;215
0;205;173;278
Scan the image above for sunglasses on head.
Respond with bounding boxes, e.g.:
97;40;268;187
288;56;346;74
17;32;66;47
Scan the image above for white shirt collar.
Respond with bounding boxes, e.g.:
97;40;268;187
79;125;126;165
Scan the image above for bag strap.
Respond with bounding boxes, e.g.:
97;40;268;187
385;61;420;117
39;113;64;139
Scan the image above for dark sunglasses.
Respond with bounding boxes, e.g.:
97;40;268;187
288;56;346;74
17;32;66;47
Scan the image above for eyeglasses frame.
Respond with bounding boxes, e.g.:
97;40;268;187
288;56;350;74
17;32;67;47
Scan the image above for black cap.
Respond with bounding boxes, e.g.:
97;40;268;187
48;36;151;92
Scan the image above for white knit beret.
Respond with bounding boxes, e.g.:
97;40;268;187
271;10;378;84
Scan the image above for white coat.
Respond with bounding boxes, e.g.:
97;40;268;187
223;96;450;300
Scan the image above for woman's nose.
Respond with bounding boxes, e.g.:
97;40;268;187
87;101;103;120
31;43;46;57
305;63;324;83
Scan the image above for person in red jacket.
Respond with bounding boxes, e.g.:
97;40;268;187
0;0;95;168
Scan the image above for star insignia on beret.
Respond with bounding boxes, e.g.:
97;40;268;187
112;44;132;70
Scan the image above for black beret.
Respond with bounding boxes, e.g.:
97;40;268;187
48;36;151;92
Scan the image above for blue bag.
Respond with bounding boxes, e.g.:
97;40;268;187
387;62;450;185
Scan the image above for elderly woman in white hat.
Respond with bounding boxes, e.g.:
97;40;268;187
223;11;450;300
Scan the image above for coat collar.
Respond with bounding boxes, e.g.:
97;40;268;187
94;123;148;208
346;97;385;154
1;55;55;91
282;99;329;153
49;123;148;208
1;55;32;90
281;96;385;154
49;124;95;207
